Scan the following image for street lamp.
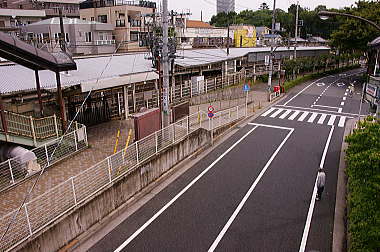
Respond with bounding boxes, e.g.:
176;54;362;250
318;10;380;119
318;11;380;31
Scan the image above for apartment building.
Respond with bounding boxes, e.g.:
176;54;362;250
0;8;46;36
21;17;115;55
79;0;156;52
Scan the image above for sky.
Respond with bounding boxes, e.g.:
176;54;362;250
156;0;358;21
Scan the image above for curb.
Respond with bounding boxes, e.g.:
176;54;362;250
332;117;358;252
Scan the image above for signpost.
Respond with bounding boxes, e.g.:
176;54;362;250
243;83;251;116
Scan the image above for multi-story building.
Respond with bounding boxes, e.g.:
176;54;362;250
21;17;115;55
0;9;46;36
176;19;230;49
230;25;256;48
0;0;81;18
79;0;156;52
216;0;235;14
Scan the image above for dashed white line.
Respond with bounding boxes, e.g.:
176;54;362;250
343;97;346;101
340;102;345;106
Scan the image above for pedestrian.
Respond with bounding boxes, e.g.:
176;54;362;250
316;168;326;201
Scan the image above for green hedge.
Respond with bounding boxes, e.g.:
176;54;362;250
283;64;361;92
345;117;380;251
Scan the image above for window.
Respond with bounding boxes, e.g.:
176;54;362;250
82;18;86;21
54;33;59;42
98;15;107;23
91;17;95;21
65;33;69;43
116;19;125;27
85;32;92;42
130;31;138;42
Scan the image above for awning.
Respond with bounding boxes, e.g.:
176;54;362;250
80;71;158;92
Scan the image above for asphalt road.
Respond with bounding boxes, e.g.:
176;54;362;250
89;68;369;252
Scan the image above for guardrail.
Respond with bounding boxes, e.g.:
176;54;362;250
0;112;63;146
0;123;88;192
0;105;248;251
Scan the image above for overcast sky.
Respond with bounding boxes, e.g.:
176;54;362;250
156;0;357;21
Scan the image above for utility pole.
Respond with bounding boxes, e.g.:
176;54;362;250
294;1;299;59
227;24;230;56
267;0;276;101
162;0;170;127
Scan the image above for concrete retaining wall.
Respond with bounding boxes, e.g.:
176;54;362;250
17;128;211;252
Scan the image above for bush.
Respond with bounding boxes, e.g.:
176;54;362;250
345;117;380;251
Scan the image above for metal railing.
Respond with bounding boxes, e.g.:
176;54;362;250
0;112;63;145
0;123;88;192
0;105;248;251
95;40;116;46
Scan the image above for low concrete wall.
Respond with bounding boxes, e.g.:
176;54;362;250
17;128;211;252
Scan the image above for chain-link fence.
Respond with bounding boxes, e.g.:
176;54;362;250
0;105;249;251
0;124;88;192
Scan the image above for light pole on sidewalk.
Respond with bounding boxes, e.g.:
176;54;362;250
318;10;380;119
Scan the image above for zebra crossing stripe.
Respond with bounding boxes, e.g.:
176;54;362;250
261;108;275;117
338;116;346;127
279;110;292;119
270;108;284;118
298;111;309;122
328;115;337;126
288;110;301;120
308;113;318;123
317;114;327;124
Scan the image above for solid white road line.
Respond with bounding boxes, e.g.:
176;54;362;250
299;126;335;252
307;113;318;123
283;76;329;106
261;107;275;117
279;109;292;119
270;108;284;118
317;114;327;124
327;115;336;126
298;111;309;122
338;116;346;128
248;123;294;131
113;126;260;252
288;110;301;120
312;105;340;109
209;128;294;252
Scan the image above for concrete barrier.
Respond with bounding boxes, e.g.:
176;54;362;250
16;128;211;252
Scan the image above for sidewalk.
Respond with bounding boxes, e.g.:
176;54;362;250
0;81;271;217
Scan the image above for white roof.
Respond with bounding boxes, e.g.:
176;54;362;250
26;17;104;26
175;46;330;67
0;53;155;94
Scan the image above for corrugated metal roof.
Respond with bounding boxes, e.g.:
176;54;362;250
0;53;154;94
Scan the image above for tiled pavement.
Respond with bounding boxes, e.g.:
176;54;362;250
0;82;270;218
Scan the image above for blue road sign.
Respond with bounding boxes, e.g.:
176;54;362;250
208;112;214;118
243;83;250;92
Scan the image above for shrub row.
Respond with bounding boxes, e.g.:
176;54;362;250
345;117;380;251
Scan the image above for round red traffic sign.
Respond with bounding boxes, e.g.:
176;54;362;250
208;105;214;112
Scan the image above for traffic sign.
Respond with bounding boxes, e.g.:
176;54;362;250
243;83;251;92
208;112;214;118
208;105;214;112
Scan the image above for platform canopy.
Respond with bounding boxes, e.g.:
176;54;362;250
0;31;76;72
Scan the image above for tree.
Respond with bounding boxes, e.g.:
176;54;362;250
260;2;269;10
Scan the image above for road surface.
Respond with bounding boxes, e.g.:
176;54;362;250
88;69;369;252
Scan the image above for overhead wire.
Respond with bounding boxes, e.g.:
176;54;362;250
0;32;130;244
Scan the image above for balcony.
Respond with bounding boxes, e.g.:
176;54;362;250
95;40;116;45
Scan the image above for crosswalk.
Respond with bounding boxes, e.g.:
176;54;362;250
261;107;349;128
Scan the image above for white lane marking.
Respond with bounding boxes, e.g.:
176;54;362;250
343;97;346;101
209;128;294;252
338;108;342;113
344;92;347;96
279;109;292;119
113;126;259;252
248;123;294;131
340;102;345;106
298;111;309;122
270;108;284;118
312;105;340;109
261;107;275;117
327;115;336;126
275;105;356;117
288;110;301;120
345;89;349;92
299;126;335;252
338;116;346;127
317;114;327;124
307;113;318;123
283;76;329;106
